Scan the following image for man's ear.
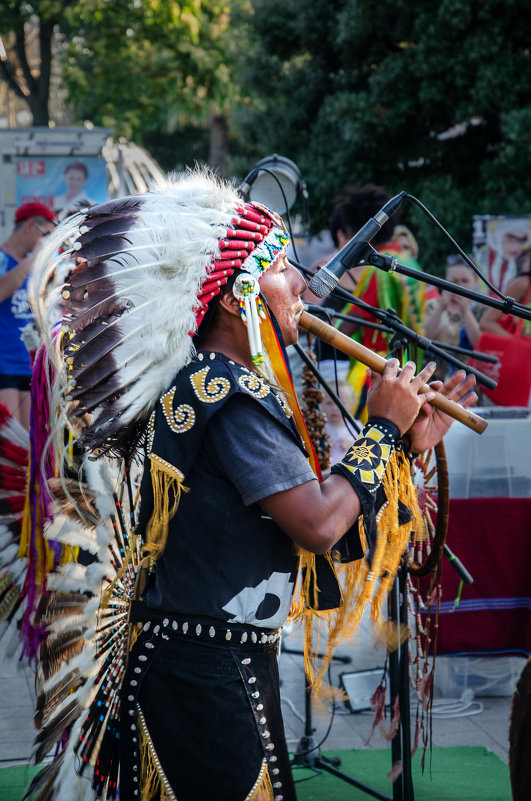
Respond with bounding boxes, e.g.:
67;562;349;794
218;287;242;318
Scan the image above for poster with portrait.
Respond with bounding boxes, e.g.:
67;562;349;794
473;214;531;295
16;156;108;220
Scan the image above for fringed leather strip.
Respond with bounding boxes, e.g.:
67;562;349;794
143;454;188;562
300;450;423;695
137;704;176;801
245;759;274;801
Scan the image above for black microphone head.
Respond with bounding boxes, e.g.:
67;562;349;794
308;266;339;298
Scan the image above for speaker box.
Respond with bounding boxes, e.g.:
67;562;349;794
339;668;387;712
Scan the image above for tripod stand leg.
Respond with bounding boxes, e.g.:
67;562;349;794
398;569;414;800
389;581;403;801
389;570;415;801
315;756;392;801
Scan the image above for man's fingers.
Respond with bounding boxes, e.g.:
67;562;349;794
446;373;477;402
415;361;436;385
397;360;417;382
418;389;437;404
383;358;401;377
461;390;479;408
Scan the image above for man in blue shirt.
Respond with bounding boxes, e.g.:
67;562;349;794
0;202;57;427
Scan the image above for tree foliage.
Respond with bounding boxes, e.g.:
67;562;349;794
61;0;237;147
0;1;76;125
230;0;531;270
0;0;238;169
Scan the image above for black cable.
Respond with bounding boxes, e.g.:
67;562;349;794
244;166;302;263
404;192;507;301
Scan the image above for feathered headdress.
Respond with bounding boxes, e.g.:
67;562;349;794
31;169;290;458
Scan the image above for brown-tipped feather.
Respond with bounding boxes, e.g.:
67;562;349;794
23;750;65;801
38;629;85;682
34;699;80;764
68;327;123;386
74;233;139;263
35;591;88;625
81;194;145;220
35;669;82;730
46;478;99;525
75;212;139;246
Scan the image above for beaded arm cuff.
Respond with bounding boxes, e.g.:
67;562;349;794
330;417;400;519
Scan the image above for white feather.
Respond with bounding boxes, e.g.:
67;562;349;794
0;412;29;449
0;543;19;564
32;169;244;455
47;517;99;555
49;613;90;636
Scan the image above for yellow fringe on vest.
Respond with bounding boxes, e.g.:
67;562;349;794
143;454;188;562
244;759;274;801
293;449;424;694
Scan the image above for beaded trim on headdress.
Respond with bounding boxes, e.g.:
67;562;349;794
194;201;290;329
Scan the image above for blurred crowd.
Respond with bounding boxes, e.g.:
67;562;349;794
298;183;531;452
1;188;530;447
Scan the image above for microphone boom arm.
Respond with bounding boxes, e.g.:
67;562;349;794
299;310;488;435
367;248;531;321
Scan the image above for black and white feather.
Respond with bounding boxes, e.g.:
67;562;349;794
25;455;142;801
31;170;242;456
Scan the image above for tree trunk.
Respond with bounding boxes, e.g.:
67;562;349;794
208;113;228;175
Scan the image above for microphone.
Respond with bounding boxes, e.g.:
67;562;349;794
308;191;407;298
238;167;259;197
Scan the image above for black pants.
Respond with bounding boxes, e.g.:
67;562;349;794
120;617;295;801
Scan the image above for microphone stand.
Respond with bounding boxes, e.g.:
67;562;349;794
364;247;531;322
304;294;497;391
290;338;475;801
312;305;499;366
295;258;498;388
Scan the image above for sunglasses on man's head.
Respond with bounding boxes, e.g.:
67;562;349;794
32;221;53;236
504;232;528;244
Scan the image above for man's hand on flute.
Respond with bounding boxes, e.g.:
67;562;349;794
405;369;478;453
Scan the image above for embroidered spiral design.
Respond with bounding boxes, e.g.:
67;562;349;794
161;389;196;433
190;367;231;404
238;372;270;399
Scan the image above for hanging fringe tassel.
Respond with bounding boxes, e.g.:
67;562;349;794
137;706;175;801
244;758;274;801
295;449;423;695
143;455;188;562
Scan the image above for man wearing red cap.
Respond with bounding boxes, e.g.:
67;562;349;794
0;202;56;427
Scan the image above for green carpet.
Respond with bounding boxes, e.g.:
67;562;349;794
0;747;511;801
0;764;41;801
293;747;511;801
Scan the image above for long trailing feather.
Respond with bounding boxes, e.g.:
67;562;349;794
63;298;157;400
67;258;160;290
79;193;147;220
35;669;82;729
33;698;80;764
46;480;99;526
35;591;88;625
70;345;153;412
38;628;85;681
23;749;65;801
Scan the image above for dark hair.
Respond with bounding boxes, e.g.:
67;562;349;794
64;161;88;178
330;184;398;247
